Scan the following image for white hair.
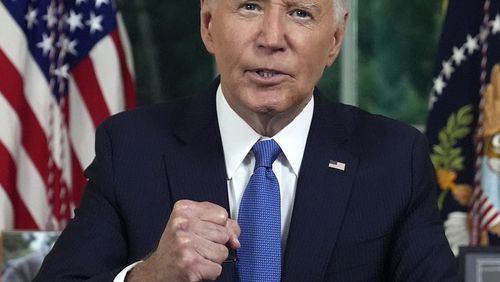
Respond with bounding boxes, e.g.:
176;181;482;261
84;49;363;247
334;0;348;23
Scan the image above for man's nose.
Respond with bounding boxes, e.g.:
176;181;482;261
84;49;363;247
257;10;287;52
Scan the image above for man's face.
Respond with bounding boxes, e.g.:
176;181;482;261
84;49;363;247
201;0;346;124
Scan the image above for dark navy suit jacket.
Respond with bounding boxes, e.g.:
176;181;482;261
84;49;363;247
35;79;458;281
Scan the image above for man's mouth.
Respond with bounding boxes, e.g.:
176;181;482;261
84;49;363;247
257;70;278;78
252;68;289;78
246;68;291;84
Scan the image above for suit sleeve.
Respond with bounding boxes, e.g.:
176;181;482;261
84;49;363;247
34;123;130;281
388;133;459;281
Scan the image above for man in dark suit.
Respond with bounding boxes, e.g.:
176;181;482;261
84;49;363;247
35;0;458;281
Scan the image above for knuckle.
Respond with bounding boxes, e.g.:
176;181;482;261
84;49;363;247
175;234;193;250
212;245;229;264
175;200;193;212
201;202;228;220
171;216;189;230
187;272;203;282
212;226;229;244
177;253;196;270
218;209;229;222
186;274;197;282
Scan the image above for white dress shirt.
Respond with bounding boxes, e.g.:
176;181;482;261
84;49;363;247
114;84;314;281
216;85;313;249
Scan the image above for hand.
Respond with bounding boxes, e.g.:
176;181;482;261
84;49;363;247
126;200;240;281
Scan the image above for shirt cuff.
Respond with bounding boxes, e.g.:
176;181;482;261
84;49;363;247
113;261;143;282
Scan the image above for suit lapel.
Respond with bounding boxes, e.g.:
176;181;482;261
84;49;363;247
162;79;236;281
282;93;359;282
162;84;359;282
164;78;229;209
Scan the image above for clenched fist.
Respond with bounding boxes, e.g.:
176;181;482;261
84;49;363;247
126;200;240;281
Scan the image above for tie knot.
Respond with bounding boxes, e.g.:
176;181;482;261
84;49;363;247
252;139;282;169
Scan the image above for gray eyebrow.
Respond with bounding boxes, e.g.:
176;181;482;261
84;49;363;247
285;0;322;10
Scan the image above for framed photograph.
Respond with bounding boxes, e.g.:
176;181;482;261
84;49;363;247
459;246;500;282
0;231;59;282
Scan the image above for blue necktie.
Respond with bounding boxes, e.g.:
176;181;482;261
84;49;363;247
238;139;282;282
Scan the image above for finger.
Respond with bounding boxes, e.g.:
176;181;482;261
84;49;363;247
173;200;229;226
225;219;241;249
194;259;223;281
197;202;229;225
193;235;229;265
190;220;231;245
171;243;223;281
226;219;240;237
226;234;240;250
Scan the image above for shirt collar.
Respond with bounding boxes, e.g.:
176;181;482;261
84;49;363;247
216;84;314;179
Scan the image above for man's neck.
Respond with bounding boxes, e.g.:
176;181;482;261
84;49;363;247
236;105;308;137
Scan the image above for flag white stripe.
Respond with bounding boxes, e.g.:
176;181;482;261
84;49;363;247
0;184;14;230
0;92;21;157
89;36;124;115
117;13;135;79
23;63;53;137
69;76;96;171
17;147;51;229
46;97;73;187
0;2;29;74
59;121;73;188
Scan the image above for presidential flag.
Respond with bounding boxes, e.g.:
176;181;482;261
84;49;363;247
0;0;136;231
426;0;500;254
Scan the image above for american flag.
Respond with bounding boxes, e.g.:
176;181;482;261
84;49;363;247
426;0;500;251
0;0;136;231
328;160;346;171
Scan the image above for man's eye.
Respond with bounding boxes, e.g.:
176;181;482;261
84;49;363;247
290;9;311;19
241;3;259;11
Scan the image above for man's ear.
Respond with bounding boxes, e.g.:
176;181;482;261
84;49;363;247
326;11;349;67
200;0;215;54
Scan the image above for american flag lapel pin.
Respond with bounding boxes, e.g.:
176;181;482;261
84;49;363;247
329;160;346;171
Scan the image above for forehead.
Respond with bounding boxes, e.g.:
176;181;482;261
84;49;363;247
222;0;333;8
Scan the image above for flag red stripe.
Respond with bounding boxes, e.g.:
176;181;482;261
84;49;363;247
71;57;111;127
1;3;136;230
0;49;50;184
471;188;482;204
0;143;38;229
111;29;136;109
482;213;499;231
479;197;488;207
71;147;87;206
481;204;493;219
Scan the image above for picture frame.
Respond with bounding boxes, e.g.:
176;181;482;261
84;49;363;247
0;231;59;282
459;246;500;282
